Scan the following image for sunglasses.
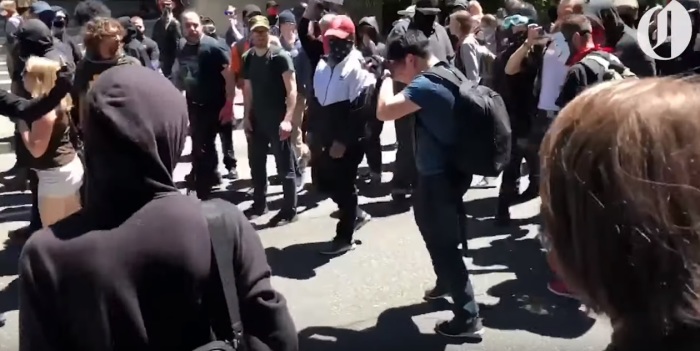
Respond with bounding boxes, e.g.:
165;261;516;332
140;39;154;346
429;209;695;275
224;10;233;15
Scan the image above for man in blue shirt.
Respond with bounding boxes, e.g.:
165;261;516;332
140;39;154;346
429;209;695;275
377;29;483;339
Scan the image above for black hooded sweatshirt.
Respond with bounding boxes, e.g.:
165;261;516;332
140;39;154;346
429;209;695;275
13;19;76;99
357;16;386;58
50;5;84;65
584;0;656;77
118;16;152;68
18;65;298;351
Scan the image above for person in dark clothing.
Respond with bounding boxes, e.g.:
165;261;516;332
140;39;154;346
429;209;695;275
73;0;110;27
242;15;301;226
202;17;239;180
74;17;141;130
378;29;482;338
493;23;538;225
118;16;152;68
312;15;373;255
152;0;182;78
174;11;234;199
356;16;385;183
132;16;160;70
51;6;83;65
582;0;655;76
18;64;298;351
13;19;77;238
555;14;628;108
386;0;454;200
224;5;244;47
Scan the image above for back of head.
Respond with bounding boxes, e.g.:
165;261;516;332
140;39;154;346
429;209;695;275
74;0;111;27
24;55;73;109
16;18;54;58
83;65;188;208
541;78;700;342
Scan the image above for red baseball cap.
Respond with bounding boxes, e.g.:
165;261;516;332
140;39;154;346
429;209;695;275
324;15;355;40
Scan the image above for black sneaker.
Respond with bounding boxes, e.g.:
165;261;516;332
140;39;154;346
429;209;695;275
423;285;450;301
244;204;269;219
268;210;298;227
354;211;371;231
435;317;484;338
320;239;356;255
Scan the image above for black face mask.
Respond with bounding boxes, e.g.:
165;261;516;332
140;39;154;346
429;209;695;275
328;37;353;66
413;12;436;33
52;19;66;28
267;15;278;26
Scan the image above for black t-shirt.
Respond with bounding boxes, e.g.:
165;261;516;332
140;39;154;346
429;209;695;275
175;35;230;106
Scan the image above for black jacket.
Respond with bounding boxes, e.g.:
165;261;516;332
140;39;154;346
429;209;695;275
18;65;298;351
152;16;182;76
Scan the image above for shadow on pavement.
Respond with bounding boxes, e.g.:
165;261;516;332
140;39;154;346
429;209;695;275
0;239;24;315
470;235;596;338
265;241;340;280
298;302;480;351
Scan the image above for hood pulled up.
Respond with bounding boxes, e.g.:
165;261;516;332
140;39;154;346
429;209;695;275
82;65;188;222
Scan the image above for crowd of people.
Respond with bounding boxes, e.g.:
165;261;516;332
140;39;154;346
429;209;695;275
0;0;697;349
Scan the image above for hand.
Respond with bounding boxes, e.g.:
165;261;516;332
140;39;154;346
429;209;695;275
526;25;546;46
279;120;292;140
219;100;233;124
329;141;345;159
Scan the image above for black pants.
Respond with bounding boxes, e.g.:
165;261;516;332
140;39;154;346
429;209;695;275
497;139;538;212
414;171;479;321
315;142;364;243
218;121;236;171
363;118;384;174
248;125;300;212
188;102;220;198
29;169;41;230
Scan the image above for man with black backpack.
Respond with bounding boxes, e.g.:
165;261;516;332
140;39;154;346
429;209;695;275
377;29;510;338
554;14;636;108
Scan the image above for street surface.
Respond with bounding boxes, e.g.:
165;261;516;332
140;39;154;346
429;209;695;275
0;123;612;350
0;48;612;351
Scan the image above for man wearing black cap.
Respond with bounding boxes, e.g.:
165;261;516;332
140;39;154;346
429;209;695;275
386;0;454;200
118;16;152;68
279;9;312;169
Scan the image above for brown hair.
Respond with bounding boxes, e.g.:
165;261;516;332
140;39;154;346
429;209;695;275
83;17;125;55
450;10;476;36
540;78;700;340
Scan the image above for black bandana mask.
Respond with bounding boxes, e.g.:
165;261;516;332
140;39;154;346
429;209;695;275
328;38;353;66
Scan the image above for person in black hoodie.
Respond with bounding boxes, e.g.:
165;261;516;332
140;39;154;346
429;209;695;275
50;6;83;64
73;0;110;27
118;16;152;68
11;19;76;238
356;16;385;183
152;0;182;78
582;0;655;76
132;16;160;69
18;64;298;351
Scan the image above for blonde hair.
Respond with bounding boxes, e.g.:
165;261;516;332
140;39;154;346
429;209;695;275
24;56;72;110
1;0;16;13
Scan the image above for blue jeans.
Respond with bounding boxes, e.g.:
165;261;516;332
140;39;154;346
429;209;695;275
413;171;479;321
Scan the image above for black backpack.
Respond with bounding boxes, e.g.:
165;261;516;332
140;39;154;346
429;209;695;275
423;65;512;177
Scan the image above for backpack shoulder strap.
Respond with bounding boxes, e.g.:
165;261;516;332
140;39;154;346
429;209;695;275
582;53;611;70
201;199;243;348
423;64;464;90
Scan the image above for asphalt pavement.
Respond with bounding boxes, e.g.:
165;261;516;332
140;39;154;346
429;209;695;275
0;60;613;350
0;121;613;350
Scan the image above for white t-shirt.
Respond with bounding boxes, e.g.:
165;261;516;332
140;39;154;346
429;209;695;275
537;43;569;112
